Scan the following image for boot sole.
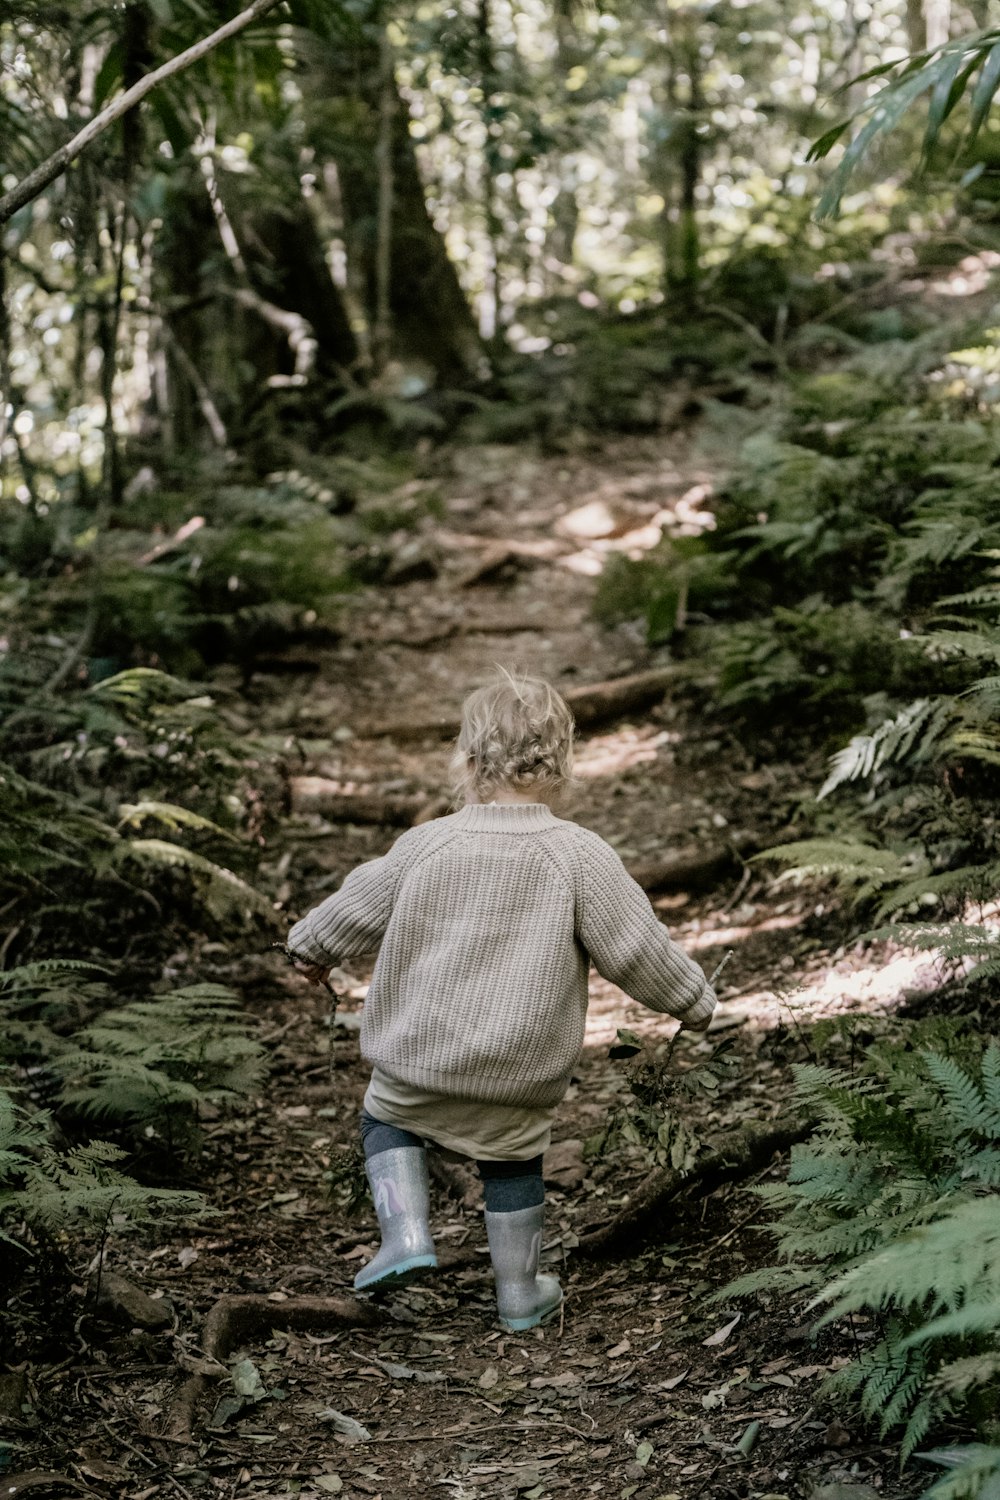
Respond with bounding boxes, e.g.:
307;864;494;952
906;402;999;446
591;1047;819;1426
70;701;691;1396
354;1254;438;1292
499;1294;563;1332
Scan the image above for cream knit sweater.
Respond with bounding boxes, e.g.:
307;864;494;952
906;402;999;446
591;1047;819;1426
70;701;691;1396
288;804;716;1109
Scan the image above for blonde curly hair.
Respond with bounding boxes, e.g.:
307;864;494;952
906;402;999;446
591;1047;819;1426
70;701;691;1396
450;668;575;804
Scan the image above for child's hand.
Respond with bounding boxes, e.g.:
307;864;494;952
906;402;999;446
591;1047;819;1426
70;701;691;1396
296;962;333;988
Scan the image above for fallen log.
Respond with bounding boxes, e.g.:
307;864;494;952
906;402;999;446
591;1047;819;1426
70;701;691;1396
574;1120;811;1261
626;831;760;894
288;780;428;826
167;1293;379;1440
357;665;690;742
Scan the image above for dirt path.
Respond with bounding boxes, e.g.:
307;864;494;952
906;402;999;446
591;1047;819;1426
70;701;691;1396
22;439;926;1500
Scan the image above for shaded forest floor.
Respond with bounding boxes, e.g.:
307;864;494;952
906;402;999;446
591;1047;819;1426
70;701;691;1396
5;433;939;1500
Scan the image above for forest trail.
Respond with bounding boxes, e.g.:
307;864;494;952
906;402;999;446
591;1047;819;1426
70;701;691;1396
63;440;927;1500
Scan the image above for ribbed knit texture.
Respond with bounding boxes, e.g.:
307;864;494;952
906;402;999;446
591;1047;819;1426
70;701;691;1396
288;804;717;1108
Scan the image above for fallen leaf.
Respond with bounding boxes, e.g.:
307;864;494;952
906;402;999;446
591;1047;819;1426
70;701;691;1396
315;1409;372;1444
315;1478;343;1495
209;1394;246;1427
657;1369;688;1391
479;1365;500;1390
177;1247;198;1269
703;1312;741;1347
635;1441;654;1467
373;1358;443;1384
231;1359;266;1401
608;1338;631;1358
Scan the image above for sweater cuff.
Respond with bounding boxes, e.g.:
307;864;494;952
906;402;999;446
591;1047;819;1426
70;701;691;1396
678;981;717;1029
286;915;332;965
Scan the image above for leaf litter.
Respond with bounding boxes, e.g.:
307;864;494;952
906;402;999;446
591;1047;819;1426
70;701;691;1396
6;439;930;1499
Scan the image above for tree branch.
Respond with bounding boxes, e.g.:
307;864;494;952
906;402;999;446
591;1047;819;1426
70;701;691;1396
0;0;286;228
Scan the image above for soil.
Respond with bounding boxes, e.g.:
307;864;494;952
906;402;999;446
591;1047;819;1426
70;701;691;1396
1;435;934;1500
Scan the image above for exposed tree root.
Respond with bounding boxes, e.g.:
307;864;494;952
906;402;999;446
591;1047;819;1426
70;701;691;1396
565;666;688;730
574;1121;810;1261
167;1294;380;1441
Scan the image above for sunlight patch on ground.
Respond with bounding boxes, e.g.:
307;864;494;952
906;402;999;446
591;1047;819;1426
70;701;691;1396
681;911;804;951
583;944;947;1049
574;725;678;779
713;948;946;1035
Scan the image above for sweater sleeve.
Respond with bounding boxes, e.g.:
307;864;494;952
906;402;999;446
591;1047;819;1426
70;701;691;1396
287;849;400;965
574;830;716;1028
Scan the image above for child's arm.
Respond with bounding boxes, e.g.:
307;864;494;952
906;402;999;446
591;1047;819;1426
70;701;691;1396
287;851;398;967
575;833;716;1029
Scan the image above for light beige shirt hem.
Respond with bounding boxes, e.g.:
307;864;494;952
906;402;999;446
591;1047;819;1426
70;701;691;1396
364;1067;554;1161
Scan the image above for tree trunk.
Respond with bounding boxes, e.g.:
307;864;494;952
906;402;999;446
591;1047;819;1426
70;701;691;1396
321;39;483;384
239;195;360;383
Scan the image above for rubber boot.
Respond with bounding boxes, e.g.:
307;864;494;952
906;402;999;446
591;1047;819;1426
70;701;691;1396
353;1147;437;1291
484;1204;563;1331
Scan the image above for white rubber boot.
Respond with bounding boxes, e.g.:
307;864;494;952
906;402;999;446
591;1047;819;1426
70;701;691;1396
484;1204;563;1331
353;1147;437;1291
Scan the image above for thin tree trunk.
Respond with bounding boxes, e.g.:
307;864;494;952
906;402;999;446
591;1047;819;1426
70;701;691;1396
323;38;483;384
372;26;395;375
905;0;927;51
477;0;502;340
676;21;702;309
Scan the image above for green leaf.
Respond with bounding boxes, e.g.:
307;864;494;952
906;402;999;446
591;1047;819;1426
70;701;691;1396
969;40;1000;141
610;1028;644;1059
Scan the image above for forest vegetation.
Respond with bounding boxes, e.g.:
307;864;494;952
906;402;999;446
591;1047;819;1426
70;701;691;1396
3;1;1000;1496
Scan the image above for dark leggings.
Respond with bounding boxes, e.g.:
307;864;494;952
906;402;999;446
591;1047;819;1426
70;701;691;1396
359;1109;544;1213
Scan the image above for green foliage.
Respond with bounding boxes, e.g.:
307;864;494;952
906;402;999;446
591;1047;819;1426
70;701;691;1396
1;967;264;1143
0;1086;205;1268
719;1036;1000;1460
918;1445;1000;1500
810;27;1000;218
587;1036;739;1174
48;983;263;1140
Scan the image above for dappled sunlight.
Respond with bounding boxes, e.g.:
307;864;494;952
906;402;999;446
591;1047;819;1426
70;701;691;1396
574;724;677;779
929;250;1000;297
681;909;804;952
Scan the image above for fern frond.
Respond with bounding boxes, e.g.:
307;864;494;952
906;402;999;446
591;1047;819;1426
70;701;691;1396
0;959;113;992
922;1051;999;1138
756;839;915;902
818;699;953;798
118;801;241;843
714;1264;822;1300
117;839;275;923
917;1446;1000;1500
815;1198;1000;1324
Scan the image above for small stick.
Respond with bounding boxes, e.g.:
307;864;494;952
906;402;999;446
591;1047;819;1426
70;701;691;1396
664;948;735;1068
271;942;341;1081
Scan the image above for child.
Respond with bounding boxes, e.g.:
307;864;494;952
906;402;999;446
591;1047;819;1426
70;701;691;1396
288;669;716;1330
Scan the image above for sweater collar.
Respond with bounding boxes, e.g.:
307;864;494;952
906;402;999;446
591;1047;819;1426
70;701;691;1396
455;802;558;832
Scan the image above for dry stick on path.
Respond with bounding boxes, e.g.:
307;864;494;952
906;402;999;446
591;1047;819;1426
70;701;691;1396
574;1120;811;1261
0;0;285;228
359;665;694;741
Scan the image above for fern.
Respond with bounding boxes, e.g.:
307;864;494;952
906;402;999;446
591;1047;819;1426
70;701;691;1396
818;699;955;798
755;838;918;904
917;1447;1000;1500
719;1039;1000;1461
48;984;264;1138
0;1087;205;1263
115;839;275;924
